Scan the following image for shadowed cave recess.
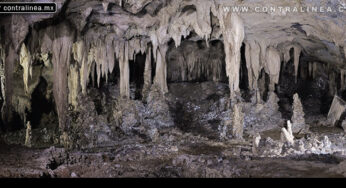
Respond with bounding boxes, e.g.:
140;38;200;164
0;0;346;178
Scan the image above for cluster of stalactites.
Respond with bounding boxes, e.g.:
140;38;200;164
245;40;283;100
148;2;248;97
168;1;214;48
72;36;148;99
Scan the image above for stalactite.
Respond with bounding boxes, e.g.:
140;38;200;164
283;47;292;64
73;40;89;95
106;35;115;74
19;43;32;94
68;63;80;108
154;44;168;94
221;13;245;98
142;46;152;99
293;46;302;83
265;47;281;92
245;41;262;90
119;41;130;98
52;23;73;130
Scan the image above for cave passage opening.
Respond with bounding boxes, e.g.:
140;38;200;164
276;50;334;121
28;77;58;129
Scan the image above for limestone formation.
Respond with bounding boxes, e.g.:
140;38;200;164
291;93;307;134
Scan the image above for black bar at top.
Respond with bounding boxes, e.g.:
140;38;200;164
0;2;56;13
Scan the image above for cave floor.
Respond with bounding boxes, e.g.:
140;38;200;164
0;131;345;178
1;82;346;178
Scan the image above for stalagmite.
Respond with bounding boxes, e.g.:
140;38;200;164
19;44;32;94
231;104;244;140
281;120;294;145
142;46;152;99
221;13;245;98
265;47;281;92
119;41;130;98
291;93;307;134
25;121;32;148
154;44;168;94
293;46;302;83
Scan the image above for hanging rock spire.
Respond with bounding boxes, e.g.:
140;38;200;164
221;12;245;98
